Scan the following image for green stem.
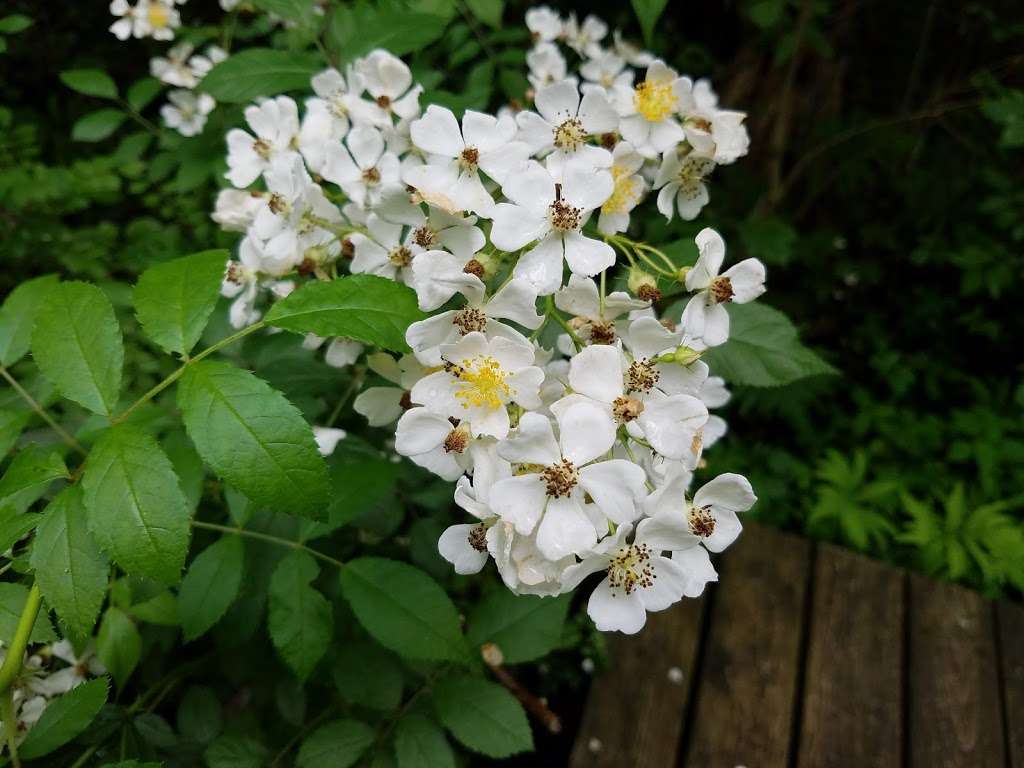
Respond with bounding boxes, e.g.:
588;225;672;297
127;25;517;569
190;521;345;569
545;297;583;351
0;583;42;694
112;322;266;425
0;366;87;457
1;689;20;768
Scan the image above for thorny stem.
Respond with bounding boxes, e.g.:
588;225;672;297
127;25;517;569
190;521;346;569
112;321;267;425
0;366;88;457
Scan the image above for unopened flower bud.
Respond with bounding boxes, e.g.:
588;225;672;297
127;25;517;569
627;267;660;302
673;345;702;366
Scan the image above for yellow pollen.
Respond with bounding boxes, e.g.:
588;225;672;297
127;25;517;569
602;165;642;214
147;2;170;28
452;356;511;411
635;80;678;122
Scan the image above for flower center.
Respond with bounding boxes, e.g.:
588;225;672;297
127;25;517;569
268;193;290;215
626;360;659;393
549;199;582;231
710;275;734;303
412;225;437;248
612;396;645;423
443;422;471;453
676;156;715;199
362;167;381;184
606;543;655;595
634;79;678;122
688;504;715;537
452;307;487;335
148;2;170;28
388;246;413;267
460;146;480;168
451;355;511;411
541;458;578;498
589;321;616;345
553;117;587;151
602;165;642;214
253;138;272;159
376;95;392;109
467;524;488;552
463;259;485;278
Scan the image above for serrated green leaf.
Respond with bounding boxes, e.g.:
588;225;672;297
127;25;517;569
268;550;332;681
126;77;163;111
251;0;319;30
204;733;268;768
0;409;30;459
339;558;466;662
30;488;108;644
467;592;570;663
60;69;118;99
265;275;425;352
0;445;68;502
134;250;229;356
333;641;403;710
701;303;839;386
0;274;59;366
327;459;402;527
327;1;450;62
0;512;41;556
0;582;55;643
178;535;244;641
97;606;142;688
31;281;123;415
296;720;375;768
631;0;668;46
465;0;502;27
394;715;455;768
432;675;532;758
72;109;126;141
177;361;329;519
202;48;322;103
18;678;108;759
83;424;191;584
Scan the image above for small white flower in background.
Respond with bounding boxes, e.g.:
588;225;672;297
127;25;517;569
564;13;607;57
312;426;347;456
161;90;215;137
526;43;571;93
526;6;563;42
580;49;632;91
109;0;137;40
491;161;615;295
27;641;105;697
352;352;426;427
226;96;300;188
684;79;750;164
303;334;364;368
682;228;766;346
212;189;265;233
613;30;655;68
395;407;475;480
348;213;416;285
375;191;486;261
654;151;715;221
321;125;400;208
150;42;197;87
356;50;423;124
646;472;757;552
516;80;616;171
611;60;693;157
220;236;294;328
598;141;646;235
188;45;228;81
298;68;372;173
553;274;649;346
133;0;180;40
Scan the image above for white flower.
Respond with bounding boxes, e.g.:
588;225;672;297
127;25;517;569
349;213;415;284
610;60;693;157
682;228;766;347
561;514;715;634
225;96;300;188
621;315;709;396
526;43;571;92
410;331;543;439
683;79;750;164
109;0;136;40
150;42;197;87
355;50;422;124
491;161;615;295
395;407;474;480
26;640;105;697
654;152;715;221
552;273;647;349
298;67;369;173
405;105;529;215
161;90;215;137
410;250;486;312
353;352;426;426
564;13;607;57
646;471;756;552
221;237;294;328
321;125;400;208
488;407;646;560
612;31;655;67
406;278;543;366
188;45;227;80
580;50;632;91
598;142;646;235
212;189;264;233
516;81;616;170
303;334;364;368
375;191;486;261
132;0;180;40
440;442;512;572
526;6;563;42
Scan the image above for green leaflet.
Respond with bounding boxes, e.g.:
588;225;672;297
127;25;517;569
31;281;124;415
265;272;426;353
177;361;329;519
0;444;68;502
0;273;59;366
466;592;571;663
59;68;118;99
18;678;109;759
178;535;244;641
201;48;323;103
268;550;332;681
133;250;229;356
394;715;455;768
432;675;532;758
97;606;142;688
29;486;108;644
296;720;375;768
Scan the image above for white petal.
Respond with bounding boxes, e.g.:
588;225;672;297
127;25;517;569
672;546;718;597
568;344;623;404
485;279;543;329
693;473;757;513
395;408;451;456
722;258;767;303
439;524;489;574
536;495;596;560
535;80;581;124
353;387;404;426
563;232;615;278
497;411;561;466
686;228;726;289
490;475;548;535
579;459;646;524
557;401;616;466
490;203;548;252
513;235;565;296
410;104;464;158
587;578;647;634
637;394;708;460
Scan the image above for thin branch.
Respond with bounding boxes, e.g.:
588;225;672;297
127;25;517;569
0;366;87;456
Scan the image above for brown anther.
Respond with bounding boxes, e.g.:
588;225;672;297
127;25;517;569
362;167;382;184
467;524;488;552
443;425;470;454
452;307;487;335
688;504;715;537
660;318;677;333
612;396;645;423
549;199;582;231
412;225;436;249
341;238;354;259
625;360;659;393
297;258;316;276
541;458;578;498
399;391;413;410
710;276;734;303
463;259;485;278
460;146;480;166
388;246;413;268
268;193;288;214
691;429;704;457
589;322;616;345
225;262;244;285
376;95;391;109
600;132;618;149
637;284;662;302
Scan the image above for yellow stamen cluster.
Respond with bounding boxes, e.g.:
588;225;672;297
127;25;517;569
453;356;511;411
606;543;655;595
602;165;642;214
148;2;170;28
635;79;678;122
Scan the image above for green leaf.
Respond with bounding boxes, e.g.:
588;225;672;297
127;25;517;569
339;558;466;662
82;424;191;584
251;0;319;31
0;14;32;34
126;78;163;111
60;69;118;99
432;675;532;758
327;459;402;527
0;445;68;501
0;274;59;366
134;250;229;356
178;535;244;641
18;678;109;759
748;0;785;28
32;281;124;415
177;361;329;519
268;550;332;681
72;109;126;141
467;592;570;663
265;275;426;353
204;733;269;768
177;686;223;745
701;303;839;387
0;582;55;643
97;606;142;688
464;0;502;27
29;487;108;643
0;512;41;556
394;715;455;768
296;720;375;768
202;48;322;104
0;409;30;459
333;641;403;710
327;1;450;62
631;0;668;46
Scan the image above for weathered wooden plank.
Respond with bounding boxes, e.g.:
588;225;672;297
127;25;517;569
568;595;705;768
683;523;812;768
797;543;904;768
999;599;1024;768
909;573;1004;767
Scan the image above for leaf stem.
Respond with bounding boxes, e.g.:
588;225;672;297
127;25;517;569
0;583;42;753
545;296;583;351
0;366;87;457
1;689;21;768
190;520;345;569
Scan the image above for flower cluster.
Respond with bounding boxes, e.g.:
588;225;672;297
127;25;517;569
152;42;226;137
211;7;765;633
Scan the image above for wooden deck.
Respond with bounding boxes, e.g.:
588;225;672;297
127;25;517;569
570;523;1024;768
